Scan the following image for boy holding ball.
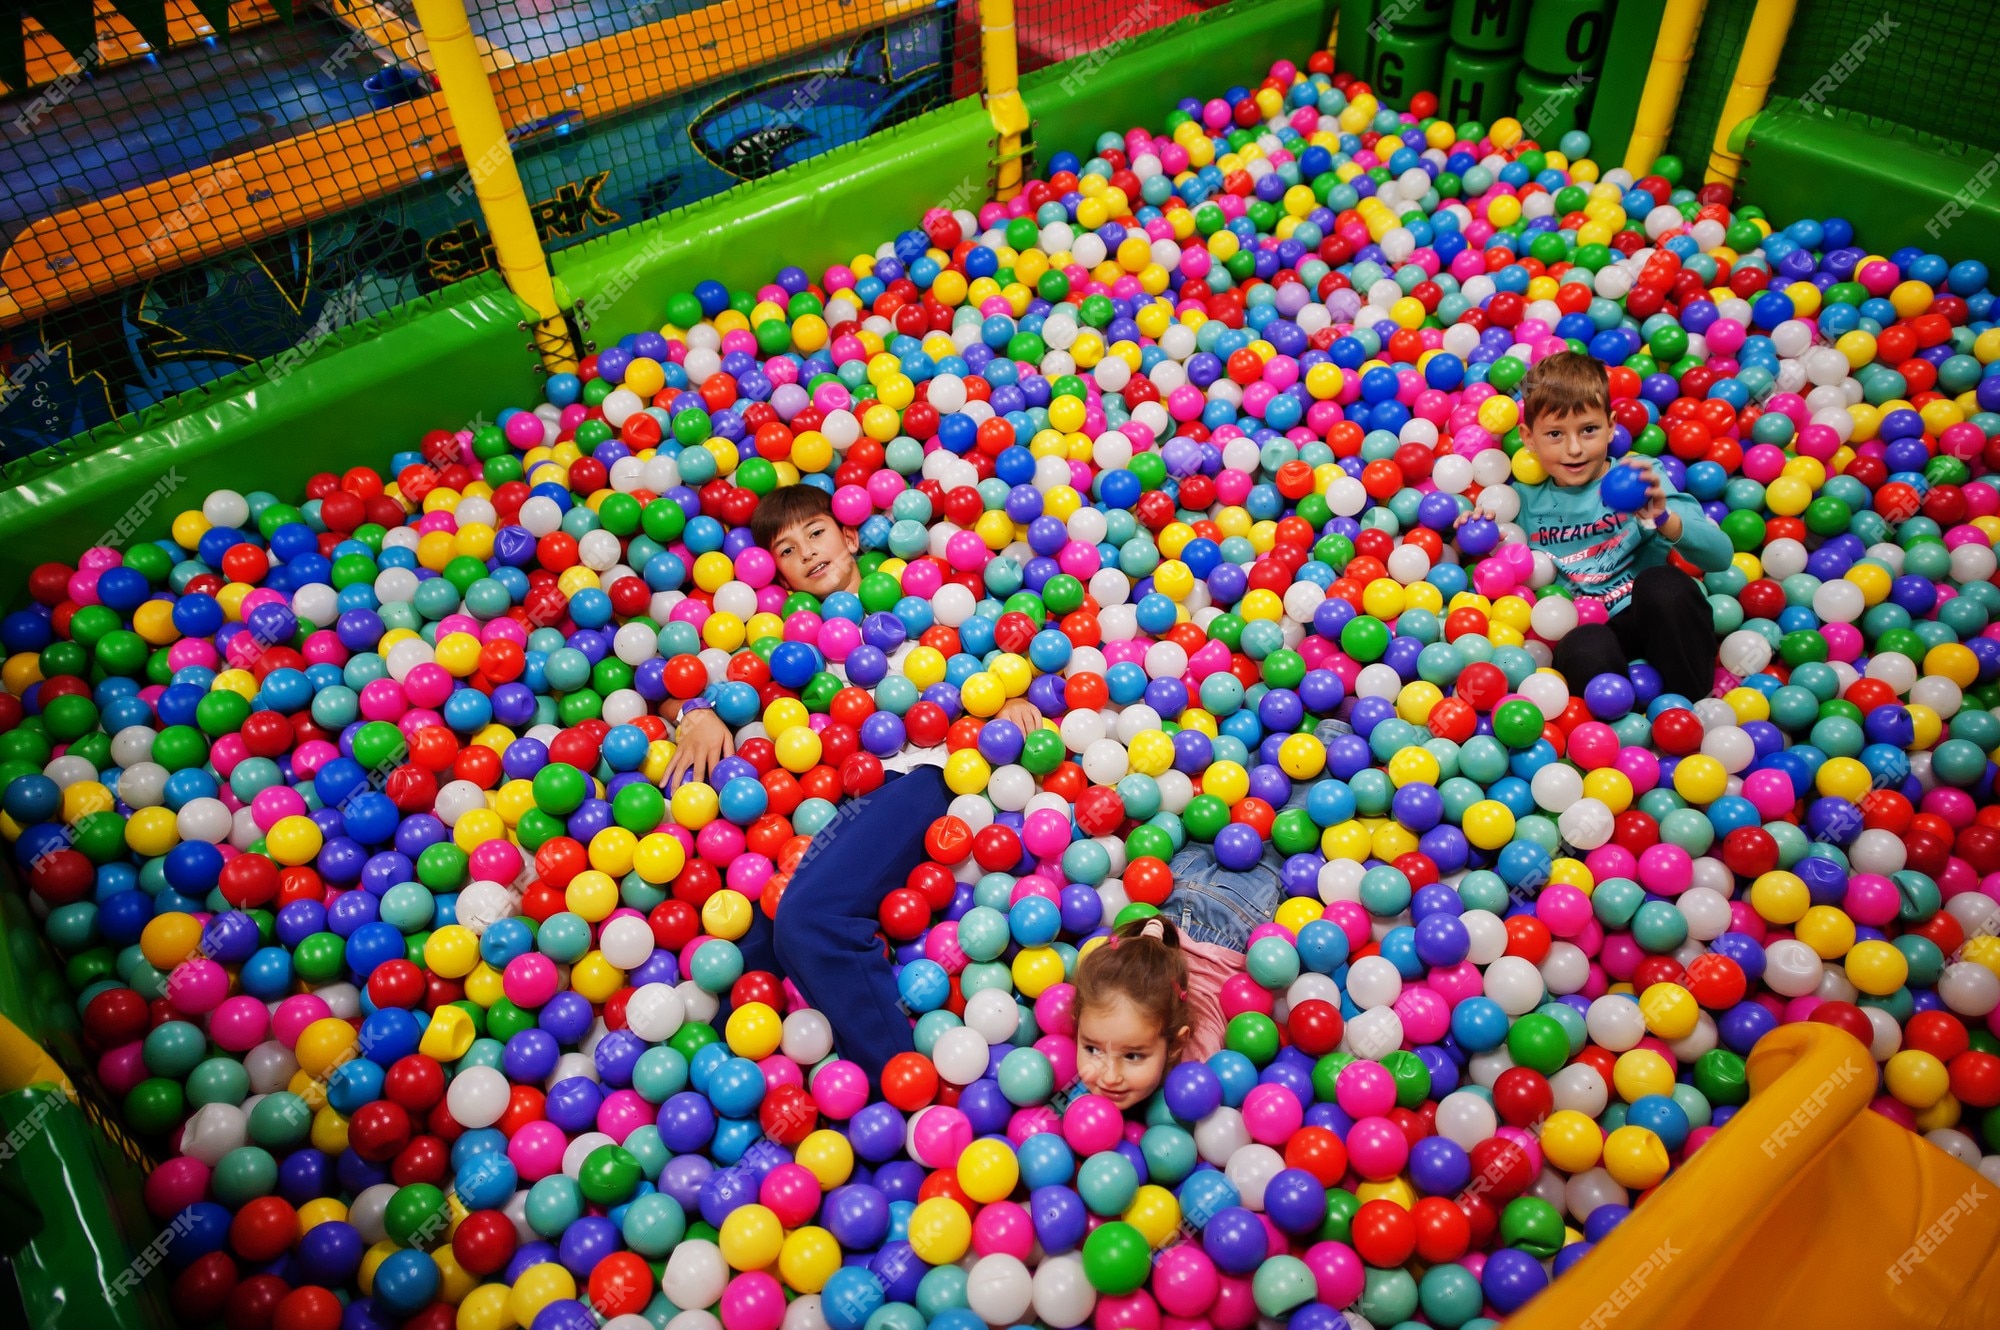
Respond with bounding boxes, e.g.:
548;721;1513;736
1460;351;1734;698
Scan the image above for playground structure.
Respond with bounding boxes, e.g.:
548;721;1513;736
0;0;1999;1327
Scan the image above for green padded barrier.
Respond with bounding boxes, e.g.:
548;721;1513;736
0;277;539;591
1440;44;1522;124
1449;0;1531;53
552;0;1338;344
1516;64;1591;139
1740;102;2000;273
1586;0;1666;167
1522;0;1607;76
1368;27;1451;109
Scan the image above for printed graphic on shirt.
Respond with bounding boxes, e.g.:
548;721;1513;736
1526;503;1647;609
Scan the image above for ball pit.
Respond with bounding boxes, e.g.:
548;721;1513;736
5;49;2000;1330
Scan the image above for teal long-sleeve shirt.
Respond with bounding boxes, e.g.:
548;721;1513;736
1511;466;1735;614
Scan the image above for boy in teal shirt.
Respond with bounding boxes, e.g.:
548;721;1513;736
1462;351;1735;698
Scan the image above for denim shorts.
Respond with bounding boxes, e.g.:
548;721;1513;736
1163;845;1284;952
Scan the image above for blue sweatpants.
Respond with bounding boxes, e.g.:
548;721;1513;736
731;765;951;1083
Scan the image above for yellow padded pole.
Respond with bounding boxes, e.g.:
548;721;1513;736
410;0;576;373
1708;0;1798;186
1624;0;1708;177
981;0;1031;202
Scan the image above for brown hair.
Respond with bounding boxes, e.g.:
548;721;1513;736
1518;350;1611;430
1074;916;1193;1051
749;484;838;551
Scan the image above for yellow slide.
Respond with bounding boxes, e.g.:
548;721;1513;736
1514;1024;2000;1330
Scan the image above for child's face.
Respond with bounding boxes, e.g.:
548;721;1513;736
1524;405;1613;487
769;515;861;597
1076;995;1171;1110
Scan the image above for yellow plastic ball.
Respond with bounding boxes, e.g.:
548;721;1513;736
794;1129;855;1189
266;814;324;866
1748;870;1810;926
1601;1125;1671;1189
1845;938;1909;996
956;1139;1021;1204
1538;1109;1604;1173
1277;734;1326;779
295;1017;360;1078
564;869;619;923
509;1262;577;1327
778;1226;842;1293
726;1002;784;1060
1611;1048;1675;1103
634;831;687;884
418;1004;476;1062
1638;983;1699;1041
140;912;204;970
1671;754;1728;805
671;780;719;830
1462;800;1516;851
702;888;754;941
1124;1184;1181;1248
570;953;626;1004
1274;897;1324;935
1794;905;1857;960
1203;760;1250;805
944;749;992;796
1011;946;1066;997
719;1203;785;1271
1884;1049;1950;1109
907;1197;972;1265
425;925;481;979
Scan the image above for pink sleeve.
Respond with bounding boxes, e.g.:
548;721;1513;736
1176;938;1246;1063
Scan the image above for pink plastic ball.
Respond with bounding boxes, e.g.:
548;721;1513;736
1062;1094;1125;1155
758;1163;823;1228
720;1271;785;1330
910;1105;973;1168
972;1200;1035;1259
1637;842;1693;895
810;1060;870;1119
273;994;333;1047
1217;973;1274;1020
1153;1243;1219;1317
503;953;561;1008
508;1120;567;1181
1344;1115;1409;1180
1241;1083;1304;1146
209;995;272;1051
145;1156;213;1219
1334;1061;1397;1119
167;958;229;1015
1302;1240;1366;1307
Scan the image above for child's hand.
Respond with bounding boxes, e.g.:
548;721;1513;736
1623;456;1680;537
1454;494;1501;529
996;698;1043;734
665;710;734;788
